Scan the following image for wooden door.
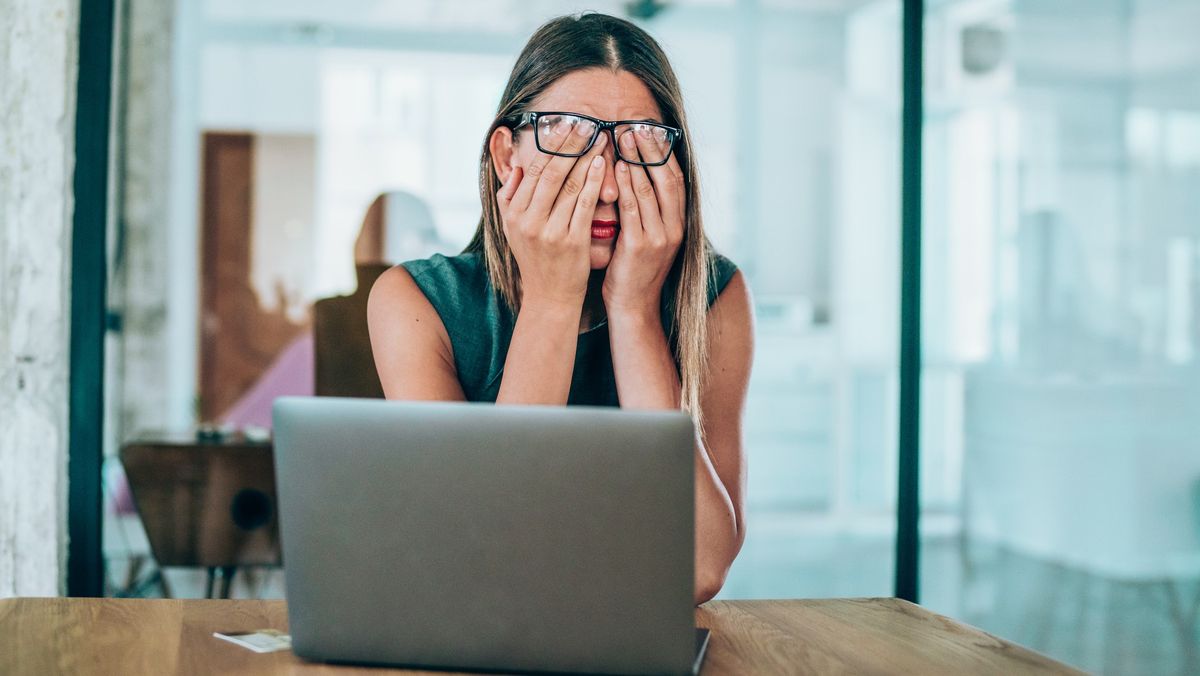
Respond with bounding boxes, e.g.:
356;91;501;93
198;132;307;421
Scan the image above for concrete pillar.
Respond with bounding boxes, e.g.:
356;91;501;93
111;0;176;442
0;0;81;596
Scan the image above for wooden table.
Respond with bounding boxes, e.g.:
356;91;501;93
0;597;1083;675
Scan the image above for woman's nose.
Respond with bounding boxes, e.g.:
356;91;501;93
598;143;619;205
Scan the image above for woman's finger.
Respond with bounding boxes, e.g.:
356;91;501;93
567;153;608;240
547;133;607;230
508;120;583;214
633;131;683;231
525;121;597;220
497;165;523;209
614;159;642;237
665;152;686;216
619;132;666;235
664;145;684;179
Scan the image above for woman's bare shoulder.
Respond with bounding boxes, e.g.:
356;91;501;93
370;264;429;315
710;269;752;323
367;264;465;399
367;265;452;352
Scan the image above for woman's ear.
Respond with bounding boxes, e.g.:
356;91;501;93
489;126;517;184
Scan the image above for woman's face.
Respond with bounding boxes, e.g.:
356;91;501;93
491;68;666;270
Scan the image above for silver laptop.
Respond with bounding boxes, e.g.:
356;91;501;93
273;397;710;675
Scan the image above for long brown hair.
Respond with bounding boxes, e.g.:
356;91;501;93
466;12;717;429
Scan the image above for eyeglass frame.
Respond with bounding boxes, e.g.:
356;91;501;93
506;111;684;167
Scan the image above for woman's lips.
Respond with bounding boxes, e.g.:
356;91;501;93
591;219;619;239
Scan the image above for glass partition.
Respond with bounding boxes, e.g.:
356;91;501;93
103;0;905;600
921;0;1200;672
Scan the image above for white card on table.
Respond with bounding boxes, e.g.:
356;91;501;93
212;629;293;654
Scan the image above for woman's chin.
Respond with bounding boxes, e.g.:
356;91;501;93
589;239;616;269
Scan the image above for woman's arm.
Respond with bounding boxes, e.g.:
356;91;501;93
608;271;753;605
368;266;582;404
367;265;468;401
494;296;582;405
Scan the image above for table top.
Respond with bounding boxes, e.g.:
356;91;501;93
0;597;1083;675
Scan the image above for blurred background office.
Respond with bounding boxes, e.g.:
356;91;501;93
2;0;1194;674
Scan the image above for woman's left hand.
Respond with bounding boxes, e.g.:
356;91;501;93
602;129;686;318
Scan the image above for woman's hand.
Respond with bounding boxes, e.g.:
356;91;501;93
602;129;686;318
497;122;609;310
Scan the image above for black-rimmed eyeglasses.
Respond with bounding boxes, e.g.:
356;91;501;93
507;111;683;167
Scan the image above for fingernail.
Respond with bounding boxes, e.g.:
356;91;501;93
620;133;634;149
592;156;603;168
617;161;627;173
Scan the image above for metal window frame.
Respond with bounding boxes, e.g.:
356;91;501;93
68;0;115;597
895;0;924;604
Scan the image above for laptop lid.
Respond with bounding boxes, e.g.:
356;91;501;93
273;397;698;675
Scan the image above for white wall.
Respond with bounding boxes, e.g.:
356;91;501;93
0;0;80;597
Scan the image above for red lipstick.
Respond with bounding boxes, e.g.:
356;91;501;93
591;219;619;239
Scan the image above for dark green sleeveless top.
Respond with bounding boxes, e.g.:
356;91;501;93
400;250;739;406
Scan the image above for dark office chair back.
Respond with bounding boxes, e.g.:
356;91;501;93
313;263;391;399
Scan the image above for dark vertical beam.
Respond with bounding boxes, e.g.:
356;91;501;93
895;0;924;604
69;0;116;597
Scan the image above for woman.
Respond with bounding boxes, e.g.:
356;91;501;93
367;12;753;605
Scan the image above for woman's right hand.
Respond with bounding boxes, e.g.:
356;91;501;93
496;121;609;310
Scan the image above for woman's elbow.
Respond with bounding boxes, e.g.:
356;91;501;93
694;564;729;606
694;522;745;605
